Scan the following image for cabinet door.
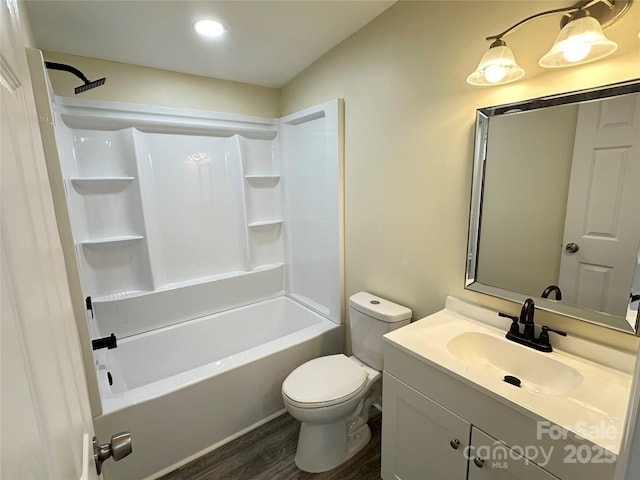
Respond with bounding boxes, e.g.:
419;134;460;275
468;428;559;480
382;373;470;480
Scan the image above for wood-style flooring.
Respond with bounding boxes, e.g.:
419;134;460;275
160;411;383;480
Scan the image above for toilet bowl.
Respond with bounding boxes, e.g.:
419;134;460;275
282;292;411;473
282;354;381;473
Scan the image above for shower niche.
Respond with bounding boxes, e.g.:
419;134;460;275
52;97;342;337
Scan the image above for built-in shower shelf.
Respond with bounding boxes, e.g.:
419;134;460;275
251;262;285;272
80;235;145;247
70;176;135;193
93;289;153;302
244;175;280;186
248;220;283;228
89;264;287;337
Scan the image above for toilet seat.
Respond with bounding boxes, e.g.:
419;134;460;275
282;354;368;408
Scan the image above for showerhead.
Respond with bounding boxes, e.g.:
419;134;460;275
44;61;107;95
74;77;106;94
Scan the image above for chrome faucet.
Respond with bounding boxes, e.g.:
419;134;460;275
499;298;566;352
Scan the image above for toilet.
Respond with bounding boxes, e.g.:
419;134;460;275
282;291;411;473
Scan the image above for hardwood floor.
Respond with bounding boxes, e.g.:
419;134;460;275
159;411;383;480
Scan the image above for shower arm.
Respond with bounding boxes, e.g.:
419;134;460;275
45;61;91;83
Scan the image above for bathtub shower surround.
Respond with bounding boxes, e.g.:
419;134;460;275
55;97;343;334
49;96;344;478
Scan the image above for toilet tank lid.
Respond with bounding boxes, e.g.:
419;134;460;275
349;292;412;323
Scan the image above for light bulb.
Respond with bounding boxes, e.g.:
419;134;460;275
562;39;592;62
484;65;507;83
194;19;225;38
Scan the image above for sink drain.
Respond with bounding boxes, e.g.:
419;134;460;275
504;375;521;388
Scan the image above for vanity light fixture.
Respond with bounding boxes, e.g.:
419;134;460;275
467;0;631;86
466;39;525;86
539;9;618;67
194;19;226;38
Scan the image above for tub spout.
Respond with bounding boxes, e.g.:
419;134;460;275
92;333;117;351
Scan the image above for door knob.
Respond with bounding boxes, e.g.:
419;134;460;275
450;438;461;449
565;242;579;253
93;432;132;474
474;456;485;468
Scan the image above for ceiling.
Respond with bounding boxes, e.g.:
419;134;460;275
25;0;396;89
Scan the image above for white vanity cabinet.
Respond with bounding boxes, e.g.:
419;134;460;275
382;373;470;479
382;337;618;480
382;373;559;480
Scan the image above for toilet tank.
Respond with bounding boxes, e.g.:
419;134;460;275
349;292;412;370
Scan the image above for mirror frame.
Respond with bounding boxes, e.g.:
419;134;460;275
466;79;640;334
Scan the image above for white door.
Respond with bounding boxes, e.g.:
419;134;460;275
1;1;98;477
559;94;640;317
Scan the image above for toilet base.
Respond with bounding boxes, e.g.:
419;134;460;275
294;421;371;473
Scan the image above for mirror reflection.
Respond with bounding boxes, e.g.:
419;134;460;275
466;81;640;334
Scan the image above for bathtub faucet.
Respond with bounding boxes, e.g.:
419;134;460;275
92;333;117;351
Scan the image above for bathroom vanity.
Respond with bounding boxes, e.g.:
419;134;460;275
381;297;633;480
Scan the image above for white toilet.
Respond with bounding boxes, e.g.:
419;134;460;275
282;291;411;473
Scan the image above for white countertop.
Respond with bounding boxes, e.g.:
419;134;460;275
384;297;635;454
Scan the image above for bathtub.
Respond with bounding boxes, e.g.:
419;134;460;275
93;295;343;480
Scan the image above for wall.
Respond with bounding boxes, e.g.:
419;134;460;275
279;0;640;350
634;247;640;294
43;50;280;117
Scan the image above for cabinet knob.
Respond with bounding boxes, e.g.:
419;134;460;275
474;457;485;468
449;438;461;450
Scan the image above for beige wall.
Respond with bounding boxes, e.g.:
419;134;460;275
280;1;640;351
43;50;280;118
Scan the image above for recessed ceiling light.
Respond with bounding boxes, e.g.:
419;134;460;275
194;19;225;38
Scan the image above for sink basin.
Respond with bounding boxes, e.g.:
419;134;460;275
447;332;583;396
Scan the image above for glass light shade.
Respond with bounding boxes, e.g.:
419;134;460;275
539;15;617;68
466;45;525;86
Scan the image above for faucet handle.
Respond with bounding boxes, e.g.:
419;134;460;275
499;312;520;336
538;326;567;349
498;312;518;322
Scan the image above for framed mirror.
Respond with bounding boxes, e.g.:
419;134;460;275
466;79;640;334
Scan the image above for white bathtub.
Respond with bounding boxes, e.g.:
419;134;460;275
93;296;343;479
